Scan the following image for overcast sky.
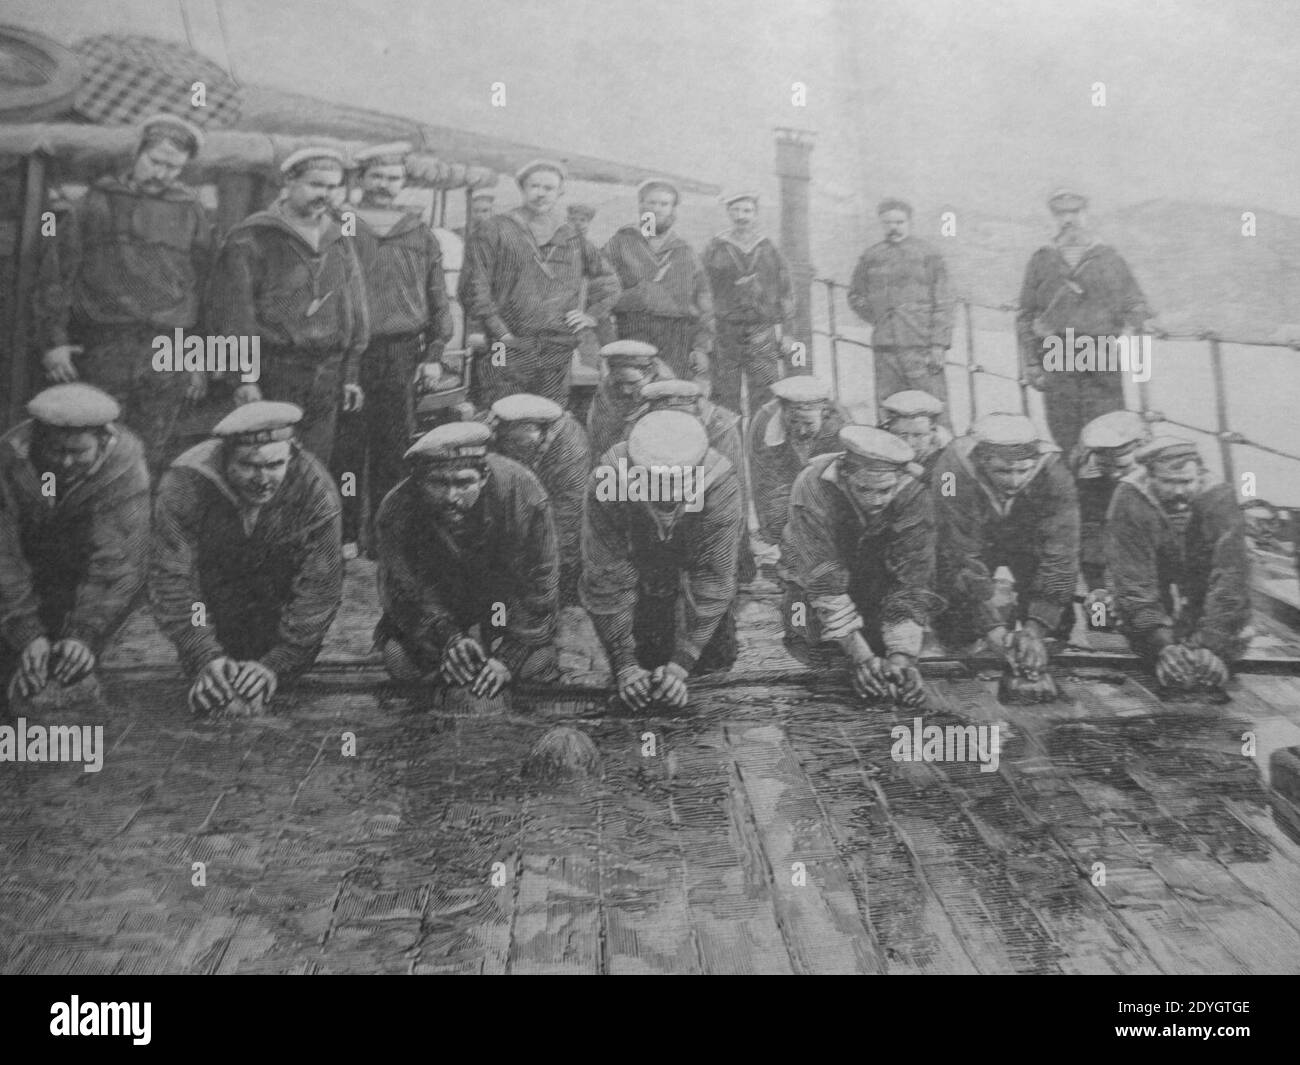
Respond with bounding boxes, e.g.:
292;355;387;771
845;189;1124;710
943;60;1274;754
7;0;1297;225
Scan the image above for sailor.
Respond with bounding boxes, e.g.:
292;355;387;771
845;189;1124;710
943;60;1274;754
747;375;847;546
781;426;939;705
1104;437;1250;689
847;199;955;421
0;385;150;707
332;141;454;554
604;178;714;385
36;113;212;472
566;203;597;239
374;421;560;694
461;159;620;405
1016;188;1151;452
488;393;592;605
702;193;797;416
879;389;952;484
581;411;743;709
206;147;369;464
1071;408;1150;593
586;339;677;459
150;402;344;715
932;412;1080;673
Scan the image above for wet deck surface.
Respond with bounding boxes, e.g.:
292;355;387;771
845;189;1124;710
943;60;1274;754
3;561;1300;974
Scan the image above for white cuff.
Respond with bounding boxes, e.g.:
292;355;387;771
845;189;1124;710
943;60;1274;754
882;619;924;659
811;594;864;642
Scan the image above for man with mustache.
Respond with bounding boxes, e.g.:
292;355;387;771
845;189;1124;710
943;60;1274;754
36;114;212;473
150;402;344;716
586;340;676;459
848;199;955;423
1104;437;1250;691
879;390;951;485
374;420;560;694
331;142;454;556
748;376;849;546
488;393;592;605
206;147;369;464
462;159;620;406
932;413;1080;674
0;385;150;710
1016;189;1151;452
604;178;714;386
703;193;797;416
781;426;940;706
581;411;743;710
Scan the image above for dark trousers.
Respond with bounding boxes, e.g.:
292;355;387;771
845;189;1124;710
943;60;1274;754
713;319;782;417
474;334;575;407
616;312;708;383
1040;363;1125;454
258;347;346;465
873;346;951;428
72;322;192;473
332;334;421;545
632;587;738;676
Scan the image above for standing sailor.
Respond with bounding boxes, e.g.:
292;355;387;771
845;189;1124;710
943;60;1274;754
206;147;369;464
581;411;743;709
375;421;560;693
150;402;344;715
463;160;620;406
0;385;150;708
604;178;714;385
1104;437;1250;689
781;426;939;705
703;193;796;416
36;114;212;472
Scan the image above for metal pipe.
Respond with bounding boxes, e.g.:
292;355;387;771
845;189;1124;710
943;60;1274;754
1208;336;1237;486
963;299;978;425
824;279;841;402
9;152;46;428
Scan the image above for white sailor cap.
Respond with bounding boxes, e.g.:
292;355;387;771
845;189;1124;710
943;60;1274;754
771;376;830;406
722;191;759;207
641;379;702;407
637;177;680;201
515;158;568;186
600;340;659;366
353;141;413;169
137;113;205;153
838;425;914;469
1079;409;1148;451
971;412;1043;458
27;384;120;428
628;411;708;469
1135;435;1200;469
490;394;564;424
405;420;493;465
280;147;346;176
1048;187;1088;212
470;190;497;203
880;389;945;421
212;401;303;445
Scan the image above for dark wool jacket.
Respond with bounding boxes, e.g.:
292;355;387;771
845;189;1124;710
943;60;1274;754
585;355;677;460
205;207;370;384
150;441;343;677
38;175;214;346
746;398;849;543
702;232;795;327
375;454;559;674
847;236;954;349
1104;469;1250;661
580;443;742;673
350;209;454;343
0;422;150;653
499;412;592;574
781;453;938;656
932;436;1080;634
604;226;715;352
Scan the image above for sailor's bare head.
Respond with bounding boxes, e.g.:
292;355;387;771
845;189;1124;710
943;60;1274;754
282;151;346;221
639;180;679;235
132;116;202;194
516;160;567;216
878;198;913;242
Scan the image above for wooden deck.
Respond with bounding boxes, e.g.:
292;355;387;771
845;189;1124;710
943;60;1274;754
2;561;1299;975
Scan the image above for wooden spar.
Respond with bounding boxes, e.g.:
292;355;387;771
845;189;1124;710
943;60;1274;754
8;151;46;427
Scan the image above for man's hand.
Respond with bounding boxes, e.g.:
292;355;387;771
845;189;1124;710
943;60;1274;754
885;653;926;707
233;383;262;405
1155;643;1197;689
231;660;278;703
1189;647;1229;689
565;311;597;334
1005;627;1048;675
848;650;892;702
779;333;798;357
185;370;208;403
687;349;711;381
42;345;82;383
927;345;947;374
342;383;365;413
471;657;511;698
15;636;52;697
189;657;241;713
414;361;444;394
441;634;487;686
616;664;654;711
649;662;690;709
50;638;95;685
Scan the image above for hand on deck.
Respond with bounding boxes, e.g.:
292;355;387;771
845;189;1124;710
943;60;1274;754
232;660;278;703
441;634;487;686
616;665;653;710
650;663;689;709
1155;643;1196;688
470;657;511;698
190;657;241;713
50;638;95;685
885;653;926;707
15;636;52;696
342;383;365;413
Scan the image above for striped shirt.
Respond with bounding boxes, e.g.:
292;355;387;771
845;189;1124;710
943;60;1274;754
702;232;795;327
604;226;715;352
351;210;454;343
